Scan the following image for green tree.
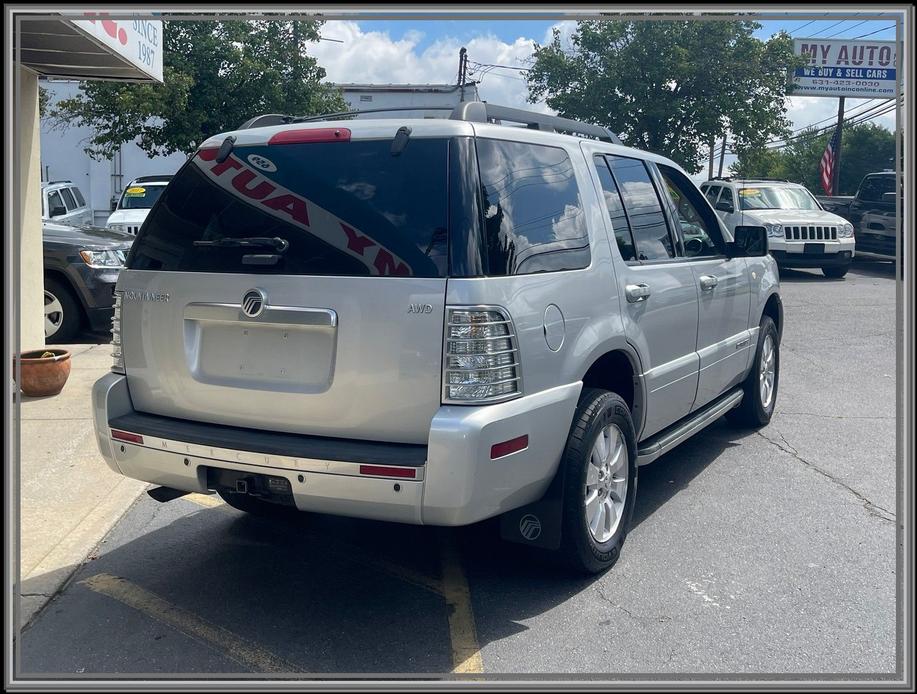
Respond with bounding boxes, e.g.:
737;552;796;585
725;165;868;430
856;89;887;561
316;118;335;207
732;122;896;195
47;19;346;159
526;20;802;173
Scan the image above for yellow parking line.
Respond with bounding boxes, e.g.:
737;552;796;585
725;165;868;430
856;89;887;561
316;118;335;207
182;492;480;672
80;573;300;673
438;534;483;674
185;493;224;508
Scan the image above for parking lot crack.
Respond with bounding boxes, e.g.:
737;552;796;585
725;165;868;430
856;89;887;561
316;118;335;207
594;585;640;622
756;430;895;523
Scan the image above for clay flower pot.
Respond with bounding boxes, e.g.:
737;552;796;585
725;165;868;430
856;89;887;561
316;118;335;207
15;349;72;397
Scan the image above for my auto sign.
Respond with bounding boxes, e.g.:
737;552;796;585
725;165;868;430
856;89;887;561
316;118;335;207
792;38;898;99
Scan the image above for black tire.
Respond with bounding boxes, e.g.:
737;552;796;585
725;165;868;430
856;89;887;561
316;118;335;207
558;388;638;575
822;264;850;279
727;315;779;428
216;490;302;519
44;277;83;343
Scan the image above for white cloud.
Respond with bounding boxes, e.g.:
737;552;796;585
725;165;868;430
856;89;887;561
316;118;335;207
307;21;551;113
308;19;898;175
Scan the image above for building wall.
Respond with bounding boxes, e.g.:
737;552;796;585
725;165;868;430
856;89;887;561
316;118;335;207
340;84;480;119
18;67;44;350
40;80;187;226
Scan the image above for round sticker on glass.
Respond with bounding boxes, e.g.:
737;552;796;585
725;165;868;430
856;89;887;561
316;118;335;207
247;154;277;173
125;187;146;196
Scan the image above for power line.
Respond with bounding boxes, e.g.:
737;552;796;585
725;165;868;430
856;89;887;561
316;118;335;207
807;17;858;38
824;18;873;38
728;97;900;153
848;25;897;40
790;18;822;33
779;99;880;138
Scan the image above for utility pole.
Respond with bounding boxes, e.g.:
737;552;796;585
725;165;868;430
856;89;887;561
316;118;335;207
717;137;727;178
457;47;467;102
832;96;845;195
707;137;715;180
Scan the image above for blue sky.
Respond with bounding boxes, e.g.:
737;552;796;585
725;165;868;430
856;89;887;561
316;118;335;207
308;14;901;175
327;17;900;51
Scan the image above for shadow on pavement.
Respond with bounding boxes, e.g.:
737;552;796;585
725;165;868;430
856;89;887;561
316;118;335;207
18;421;748;676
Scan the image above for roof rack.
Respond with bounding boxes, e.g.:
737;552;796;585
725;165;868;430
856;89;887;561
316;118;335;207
238;103;622;144
451;102;621;144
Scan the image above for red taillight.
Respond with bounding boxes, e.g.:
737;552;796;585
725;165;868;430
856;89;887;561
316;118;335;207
490;435;529;460
268;128;351;145
358;465;417;479
111;429;143;444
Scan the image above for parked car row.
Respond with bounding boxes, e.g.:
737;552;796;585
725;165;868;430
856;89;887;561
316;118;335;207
818;171;900;259
701;178;856;278
40;175;173;342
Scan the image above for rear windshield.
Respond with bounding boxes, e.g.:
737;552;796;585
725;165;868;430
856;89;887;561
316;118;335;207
119;184;166;210
128;138;448;277
858;175;896;202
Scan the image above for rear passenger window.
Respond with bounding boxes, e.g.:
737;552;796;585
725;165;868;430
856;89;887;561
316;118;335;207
60;187;78;210
704;186;720;204
47;190;66;216
70;187;86;207
593;155;635;261
476;138;590;275
607;156;674;261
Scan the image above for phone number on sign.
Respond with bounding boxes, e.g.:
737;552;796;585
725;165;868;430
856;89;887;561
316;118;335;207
809;79;883;88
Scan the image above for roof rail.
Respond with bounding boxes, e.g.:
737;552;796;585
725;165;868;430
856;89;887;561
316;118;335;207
451;102;621;144
46;179;72;184
292;106;456;123
238;103;623;144
238;113;298;129
238;107;456;129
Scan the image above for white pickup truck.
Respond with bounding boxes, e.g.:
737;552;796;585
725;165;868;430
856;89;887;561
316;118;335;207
701;178;855;278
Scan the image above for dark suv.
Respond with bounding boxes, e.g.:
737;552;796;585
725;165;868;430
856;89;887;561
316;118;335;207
43;221;134;342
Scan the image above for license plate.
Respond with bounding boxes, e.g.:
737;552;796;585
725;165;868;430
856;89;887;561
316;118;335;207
804;243;825;254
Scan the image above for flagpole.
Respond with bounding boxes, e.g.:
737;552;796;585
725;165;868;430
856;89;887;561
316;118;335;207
832;97;845;195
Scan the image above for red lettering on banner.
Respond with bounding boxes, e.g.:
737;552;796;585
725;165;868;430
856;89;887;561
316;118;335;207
231;170;276;200
373;249;410;276
262;195;310;226
210;157;244;176
340;223;376;256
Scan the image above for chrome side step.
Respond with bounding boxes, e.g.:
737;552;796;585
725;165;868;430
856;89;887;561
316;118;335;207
636;388;743;466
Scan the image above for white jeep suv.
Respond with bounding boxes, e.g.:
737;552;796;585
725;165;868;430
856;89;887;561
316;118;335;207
701;178;855;278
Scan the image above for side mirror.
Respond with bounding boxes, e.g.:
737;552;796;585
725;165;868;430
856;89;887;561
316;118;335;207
50;205;67;217
110;196;119;212
729;225;768;257
715;200;735;214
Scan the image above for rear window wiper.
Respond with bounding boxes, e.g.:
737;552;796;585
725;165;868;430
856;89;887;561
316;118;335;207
193;236;289;253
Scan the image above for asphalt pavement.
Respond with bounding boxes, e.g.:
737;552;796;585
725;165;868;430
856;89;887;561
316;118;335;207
17;260;900;679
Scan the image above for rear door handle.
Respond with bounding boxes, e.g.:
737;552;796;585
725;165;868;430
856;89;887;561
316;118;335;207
699;275;719;291
624;283;651;303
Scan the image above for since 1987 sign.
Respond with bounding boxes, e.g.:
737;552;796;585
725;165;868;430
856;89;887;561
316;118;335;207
792;38;898;99
71;13;163;83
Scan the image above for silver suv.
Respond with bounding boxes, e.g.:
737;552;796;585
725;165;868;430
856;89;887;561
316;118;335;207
92;104;783;574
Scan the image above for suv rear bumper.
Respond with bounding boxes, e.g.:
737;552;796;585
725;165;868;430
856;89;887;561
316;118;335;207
92;373;581;526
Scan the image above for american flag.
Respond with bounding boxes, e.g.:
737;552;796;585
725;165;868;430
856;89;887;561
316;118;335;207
819;126;841;195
